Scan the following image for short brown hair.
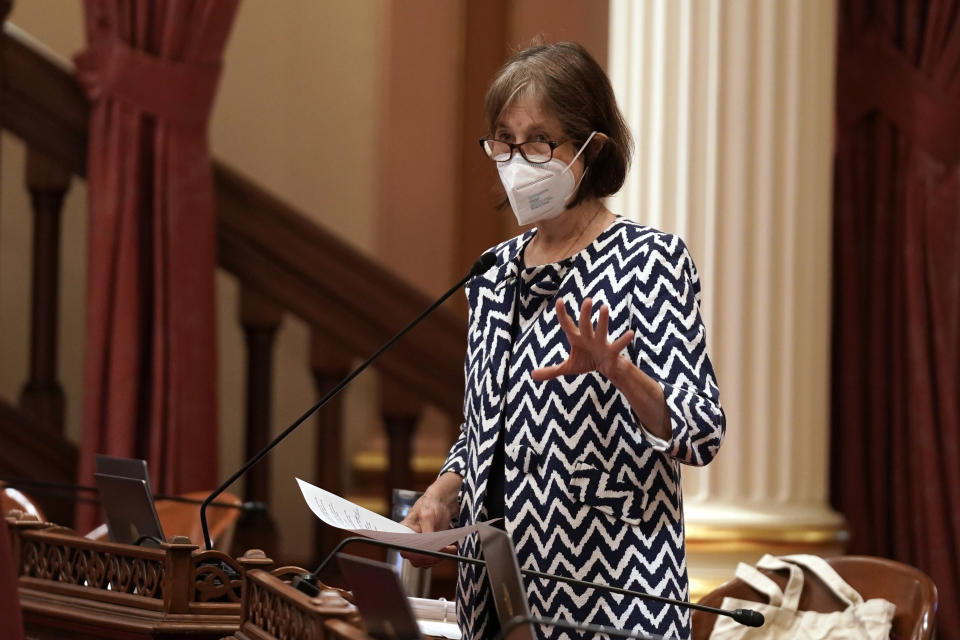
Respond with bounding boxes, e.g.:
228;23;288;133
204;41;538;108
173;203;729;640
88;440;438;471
483;41;633;208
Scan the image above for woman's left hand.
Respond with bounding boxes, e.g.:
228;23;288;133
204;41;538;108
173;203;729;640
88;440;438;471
531;298;635;381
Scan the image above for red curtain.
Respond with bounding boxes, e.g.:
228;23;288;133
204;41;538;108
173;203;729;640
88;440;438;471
74;0;239;531
832;0;960;631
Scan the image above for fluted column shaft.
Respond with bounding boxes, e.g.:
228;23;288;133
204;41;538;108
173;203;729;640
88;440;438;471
608;0;845;593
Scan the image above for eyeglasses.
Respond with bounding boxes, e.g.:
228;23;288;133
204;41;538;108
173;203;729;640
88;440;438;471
478;137;566;164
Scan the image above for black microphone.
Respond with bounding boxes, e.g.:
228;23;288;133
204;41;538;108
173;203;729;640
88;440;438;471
728;608;764;628
199;251;498;549
295;536;764;628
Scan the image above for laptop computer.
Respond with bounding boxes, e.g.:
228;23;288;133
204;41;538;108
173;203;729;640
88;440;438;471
94;454;153;491
477;524;534;640
93;472;165;547
337;553;426;640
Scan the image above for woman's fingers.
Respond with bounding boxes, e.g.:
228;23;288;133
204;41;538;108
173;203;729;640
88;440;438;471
537;300;628;381
399;518;422;533
579;298;594;340
531;362;568;381
402;524;440;566
610;329;634;353
555;299;580;338
399;499;449;567
406;553;440;568
595;304;610;340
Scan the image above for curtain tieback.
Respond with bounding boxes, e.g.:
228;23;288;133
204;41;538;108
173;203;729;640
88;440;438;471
74;39;222;128
837;25;960;165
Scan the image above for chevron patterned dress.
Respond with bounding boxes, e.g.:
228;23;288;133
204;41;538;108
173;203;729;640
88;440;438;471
440;216;725;640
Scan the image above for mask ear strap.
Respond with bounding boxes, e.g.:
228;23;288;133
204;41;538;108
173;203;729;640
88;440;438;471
563;130;599;173
572;166;589;191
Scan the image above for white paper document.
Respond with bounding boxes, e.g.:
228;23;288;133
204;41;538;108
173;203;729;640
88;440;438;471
418;619;462;639
296;477;495;551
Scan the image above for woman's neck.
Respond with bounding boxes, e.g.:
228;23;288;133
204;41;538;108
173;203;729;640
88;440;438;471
524;199;613;267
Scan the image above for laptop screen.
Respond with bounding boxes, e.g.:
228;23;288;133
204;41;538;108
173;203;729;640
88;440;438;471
95;455;152;489
337;553;424;640
93;473;165;547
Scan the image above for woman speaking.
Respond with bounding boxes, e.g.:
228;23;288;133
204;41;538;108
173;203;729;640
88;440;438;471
403;41;725;640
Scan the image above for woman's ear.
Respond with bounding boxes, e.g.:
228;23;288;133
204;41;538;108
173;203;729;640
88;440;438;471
587;132;608;161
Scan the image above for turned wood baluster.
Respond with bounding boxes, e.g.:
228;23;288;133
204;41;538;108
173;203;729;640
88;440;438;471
309;333;351;558
19;150;71;432
239;287;283;504
228;286;284;556
381;381;423;510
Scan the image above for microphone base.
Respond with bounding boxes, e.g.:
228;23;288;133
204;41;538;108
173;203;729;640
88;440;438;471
291;573;321;597
226;502;278;557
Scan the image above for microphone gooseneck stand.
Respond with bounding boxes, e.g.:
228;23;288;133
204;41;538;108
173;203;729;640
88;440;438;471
296;536;765;629
198;251;497;550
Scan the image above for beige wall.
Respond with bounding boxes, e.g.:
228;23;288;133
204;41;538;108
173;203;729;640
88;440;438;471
510;0;608;64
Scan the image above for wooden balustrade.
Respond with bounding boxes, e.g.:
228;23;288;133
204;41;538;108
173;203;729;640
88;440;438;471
0;19;466;560
381;381;424;509
310;334;352;559
228;568;370;640
239;287;284;505
5;510;332;639
0;22;88;177
19;149;71;433
0;15;78;525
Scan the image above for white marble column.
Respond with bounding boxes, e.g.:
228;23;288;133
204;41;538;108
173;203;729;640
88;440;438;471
607;0;845;594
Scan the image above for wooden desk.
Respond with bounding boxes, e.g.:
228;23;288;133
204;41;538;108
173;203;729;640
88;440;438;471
227;568;371;640
6;511;272;639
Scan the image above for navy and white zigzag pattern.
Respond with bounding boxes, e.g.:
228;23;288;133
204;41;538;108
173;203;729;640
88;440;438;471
441;217;725;640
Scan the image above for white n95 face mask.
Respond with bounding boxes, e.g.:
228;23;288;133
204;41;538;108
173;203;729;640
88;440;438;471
498;131;598;226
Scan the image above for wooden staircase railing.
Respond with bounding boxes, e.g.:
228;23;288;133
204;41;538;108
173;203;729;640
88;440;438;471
0;19;466;561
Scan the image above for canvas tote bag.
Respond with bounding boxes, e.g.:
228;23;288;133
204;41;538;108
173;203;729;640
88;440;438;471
708;554;895;639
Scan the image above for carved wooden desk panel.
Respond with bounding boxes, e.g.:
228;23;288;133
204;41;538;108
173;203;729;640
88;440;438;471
7;512;270;639
228;569;371;640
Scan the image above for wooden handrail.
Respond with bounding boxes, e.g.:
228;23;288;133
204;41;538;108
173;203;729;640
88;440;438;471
0;23;467;417
1;24;87;176
216;164;466;415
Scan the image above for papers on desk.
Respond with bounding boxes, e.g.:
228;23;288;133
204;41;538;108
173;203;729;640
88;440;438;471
418;619;462;639
296;478;494;551
409;596;456;623
410;597;460;639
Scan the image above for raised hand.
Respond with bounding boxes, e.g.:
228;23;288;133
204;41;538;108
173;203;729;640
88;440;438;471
531;298;635;381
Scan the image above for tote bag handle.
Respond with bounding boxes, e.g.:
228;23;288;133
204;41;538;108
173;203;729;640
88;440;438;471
731;554;805;611
779;554;865;607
